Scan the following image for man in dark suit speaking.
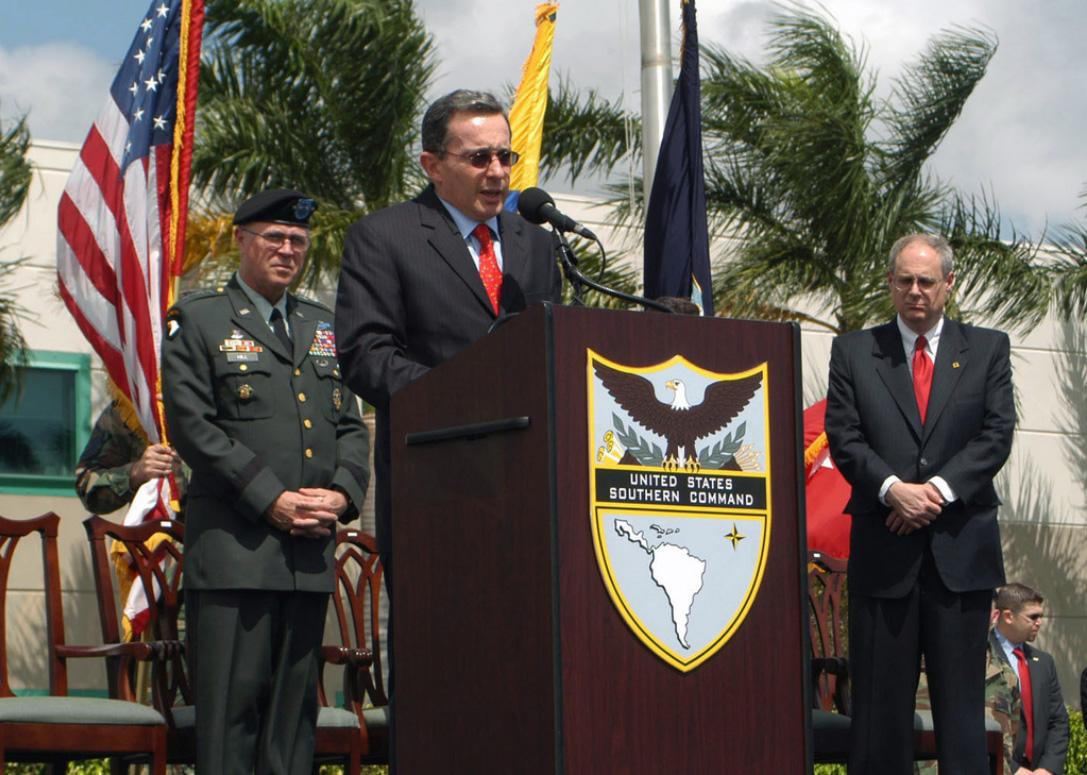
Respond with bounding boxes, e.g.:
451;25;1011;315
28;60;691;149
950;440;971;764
334;89;562;562
826;233;1015;774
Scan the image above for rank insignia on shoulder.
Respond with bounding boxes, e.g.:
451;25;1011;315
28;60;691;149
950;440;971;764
238;384;254;401
332;387;343;411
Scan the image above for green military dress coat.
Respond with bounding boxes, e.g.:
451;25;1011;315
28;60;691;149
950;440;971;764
162;275;370;592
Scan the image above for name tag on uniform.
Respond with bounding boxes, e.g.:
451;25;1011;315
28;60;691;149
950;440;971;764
226;352;259;362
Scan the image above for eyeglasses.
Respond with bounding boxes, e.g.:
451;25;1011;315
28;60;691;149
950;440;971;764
1001;608;1044;621
239;226;310;251
892;274;943;292
444;147;520;169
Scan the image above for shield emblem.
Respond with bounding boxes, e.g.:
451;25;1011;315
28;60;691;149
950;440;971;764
587;350;772;672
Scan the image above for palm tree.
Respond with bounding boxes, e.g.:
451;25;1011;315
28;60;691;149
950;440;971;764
0;109;31;400
1050;188;1087;320
538;7;1050;335
188;0;436;285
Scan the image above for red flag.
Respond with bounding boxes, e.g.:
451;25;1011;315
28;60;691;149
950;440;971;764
57;0;204;637
804;399;851;558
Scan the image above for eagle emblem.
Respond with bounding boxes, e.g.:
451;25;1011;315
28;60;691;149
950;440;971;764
593;360;761;471
587;350;772;672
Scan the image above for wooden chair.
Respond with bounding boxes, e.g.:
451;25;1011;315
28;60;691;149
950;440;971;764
808;552;852;763
315;528;390;773
82;515;192;764
0;512;167;772
807;551;1004;774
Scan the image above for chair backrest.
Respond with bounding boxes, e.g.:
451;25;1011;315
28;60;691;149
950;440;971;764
0;513;67;698
82;515;187;711
808;551;849;713
327;528;387;709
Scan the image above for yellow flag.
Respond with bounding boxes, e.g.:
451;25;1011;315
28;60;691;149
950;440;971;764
509;3;559;193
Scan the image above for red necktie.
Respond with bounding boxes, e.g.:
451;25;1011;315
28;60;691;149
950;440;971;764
1013;646;1034;763
473;224;502;315
913;335;933;424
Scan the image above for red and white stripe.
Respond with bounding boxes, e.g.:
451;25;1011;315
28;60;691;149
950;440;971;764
57;98;171;443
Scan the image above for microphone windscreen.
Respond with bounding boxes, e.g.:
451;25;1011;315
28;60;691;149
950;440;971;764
517;187;555;225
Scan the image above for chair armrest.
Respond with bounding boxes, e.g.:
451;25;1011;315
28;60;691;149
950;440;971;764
321;646;374;668
56;642;156;661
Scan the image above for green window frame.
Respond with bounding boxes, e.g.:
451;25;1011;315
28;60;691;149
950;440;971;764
0;350;91;495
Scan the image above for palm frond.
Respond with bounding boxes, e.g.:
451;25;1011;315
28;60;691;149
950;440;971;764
538;76;638;184
194;0;436;265
0;109;31;400
881;25;996;190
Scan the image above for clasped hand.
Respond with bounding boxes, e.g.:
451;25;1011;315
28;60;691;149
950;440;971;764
264;488;348;538
885;481;944;536
131;444;182;489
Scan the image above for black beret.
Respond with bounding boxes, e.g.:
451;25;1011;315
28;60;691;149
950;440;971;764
233;189;318;226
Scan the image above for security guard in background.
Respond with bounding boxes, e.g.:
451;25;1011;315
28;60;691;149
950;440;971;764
161;189;370;774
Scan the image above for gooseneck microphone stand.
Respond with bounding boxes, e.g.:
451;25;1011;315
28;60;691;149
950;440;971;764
553;228;674;314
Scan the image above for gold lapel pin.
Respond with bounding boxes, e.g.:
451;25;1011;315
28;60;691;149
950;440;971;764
952;361;960;369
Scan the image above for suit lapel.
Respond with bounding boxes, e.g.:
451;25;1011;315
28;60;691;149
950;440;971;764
1024;643;1043;727
497;210;527;286
872;322;923;439
416;187;495;317
922;318;968;444
225;281;290;362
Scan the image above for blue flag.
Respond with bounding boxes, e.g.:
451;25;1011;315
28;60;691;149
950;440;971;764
643;0;712;315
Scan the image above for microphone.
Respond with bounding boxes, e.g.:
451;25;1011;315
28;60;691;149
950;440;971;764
517;187;599;241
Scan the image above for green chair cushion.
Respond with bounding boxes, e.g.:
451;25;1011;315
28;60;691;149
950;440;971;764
167;703;194;728
361;705;388;731
0;696;165;726
913;709;1001;733
318;706;360;729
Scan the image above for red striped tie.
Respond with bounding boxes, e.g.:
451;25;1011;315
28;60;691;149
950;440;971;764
473;224;502;315
913;335;933;423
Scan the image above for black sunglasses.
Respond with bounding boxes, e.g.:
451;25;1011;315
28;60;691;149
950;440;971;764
444;148;520;169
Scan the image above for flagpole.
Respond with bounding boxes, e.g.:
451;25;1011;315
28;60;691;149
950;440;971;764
639;0;674;200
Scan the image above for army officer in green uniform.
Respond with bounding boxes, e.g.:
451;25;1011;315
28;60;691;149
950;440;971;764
162;189;370;774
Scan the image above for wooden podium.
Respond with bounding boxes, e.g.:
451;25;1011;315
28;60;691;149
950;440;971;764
391;304;810;772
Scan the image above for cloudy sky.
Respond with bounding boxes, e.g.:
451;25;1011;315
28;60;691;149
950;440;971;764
2;0;1083;235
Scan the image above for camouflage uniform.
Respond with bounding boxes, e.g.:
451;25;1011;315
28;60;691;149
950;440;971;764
985;633;1022;775
912;633;1021;775
74;401;188;514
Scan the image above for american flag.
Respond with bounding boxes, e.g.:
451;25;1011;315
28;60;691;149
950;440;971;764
57;0;204;447
57;0;204;638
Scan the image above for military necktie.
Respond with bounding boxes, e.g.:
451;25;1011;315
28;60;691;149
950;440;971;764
270;307;292;353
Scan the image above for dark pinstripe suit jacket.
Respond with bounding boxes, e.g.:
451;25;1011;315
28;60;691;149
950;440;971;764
334;185;562;552
825;317;1015;597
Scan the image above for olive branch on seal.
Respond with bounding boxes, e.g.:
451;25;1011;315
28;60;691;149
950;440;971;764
611;413;664;467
